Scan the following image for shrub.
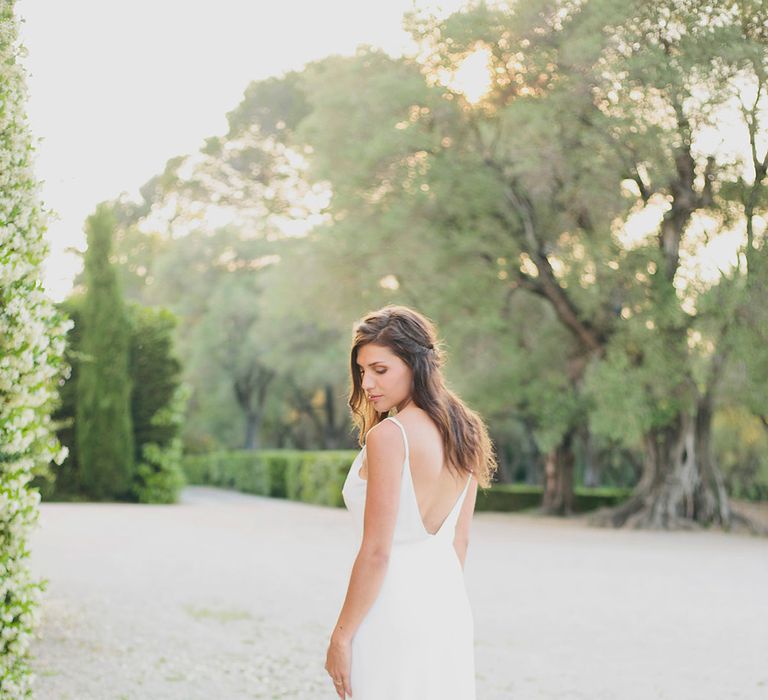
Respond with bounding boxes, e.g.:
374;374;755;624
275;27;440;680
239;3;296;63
0;3;72;695
35;297;189;504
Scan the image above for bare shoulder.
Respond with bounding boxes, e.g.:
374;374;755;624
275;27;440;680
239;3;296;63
365;418;404;456
366;417;402;439
391;407;435;434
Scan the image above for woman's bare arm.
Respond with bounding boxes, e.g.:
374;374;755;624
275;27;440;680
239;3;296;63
330;420;404;643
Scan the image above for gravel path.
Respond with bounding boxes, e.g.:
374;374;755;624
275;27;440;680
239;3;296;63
28;487;768;699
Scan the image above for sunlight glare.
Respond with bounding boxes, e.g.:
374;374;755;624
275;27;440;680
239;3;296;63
440;46;493;104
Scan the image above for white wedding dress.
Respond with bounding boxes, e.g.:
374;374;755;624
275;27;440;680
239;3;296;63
341;415;476;699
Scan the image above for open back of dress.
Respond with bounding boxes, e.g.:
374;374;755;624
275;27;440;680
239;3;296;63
341;416;476;700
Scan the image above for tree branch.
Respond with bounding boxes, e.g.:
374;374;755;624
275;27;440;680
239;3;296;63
483;155;606;354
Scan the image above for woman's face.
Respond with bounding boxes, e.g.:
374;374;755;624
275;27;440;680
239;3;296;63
357;342;413;413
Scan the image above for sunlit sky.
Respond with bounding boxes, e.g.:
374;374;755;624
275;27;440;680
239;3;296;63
16;0;470;301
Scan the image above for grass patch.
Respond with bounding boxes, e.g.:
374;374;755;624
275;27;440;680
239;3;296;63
182;604;255;623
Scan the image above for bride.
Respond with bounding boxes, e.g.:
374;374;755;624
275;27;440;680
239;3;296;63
325;304;497;699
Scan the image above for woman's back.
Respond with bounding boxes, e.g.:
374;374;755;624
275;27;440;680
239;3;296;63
358;410;471;536
344;414;473;544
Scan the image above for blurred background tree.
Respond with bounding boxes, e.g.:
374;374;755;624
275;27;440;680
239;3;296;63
75;204;136;500
40;204;187;504
50;0;768;529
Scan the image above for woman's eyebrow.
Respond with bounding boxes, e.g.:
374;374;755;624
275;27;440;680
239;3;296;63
357;360;386;368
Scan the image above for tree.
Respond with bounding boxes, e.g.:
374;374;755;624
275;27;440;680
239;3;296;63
287;0;768;527
186;269;275;450
78;1;768;532
76;203;135;500
35;298;188;504
409;0;768;529
127;304;187;503
294;44;607;512
99;36;621;492
102;205;356;452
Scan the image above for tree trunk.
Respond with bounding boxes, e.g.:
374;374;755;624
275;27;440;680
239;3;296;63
234;365;274;451
493;438;515;484
524;459;538;486
542;429;575;515
323;383;338;448
522;419;541;485
243;412;261;450
590;403;731;529
693;388;731;524
581;423;600;488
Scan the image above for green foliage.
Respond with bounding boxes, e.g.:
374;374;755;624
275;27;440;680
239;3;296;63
183;450;285;498
102;222;354;453
39;297;188;504
85;0;768;512
224;70;312;137
183;258;277;450
475;483;631;512
583;319;694;445
76;203;135;500
130;305;179;441
127;304;188;503
295;453;350;508
32;296;85;500
0;2;72;695
133;439;186;504
714;406;768;501
474;484;543;512
182;449;350;506
182;449;631;513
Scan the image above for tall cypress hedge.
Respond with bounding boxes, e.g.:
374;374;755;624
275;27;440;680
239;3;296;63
75;204;135;500
34;298;188;504
0;1;72;696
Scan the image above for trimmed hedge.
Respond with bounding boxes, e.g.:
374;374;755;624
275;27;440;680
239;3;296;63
183;449;350;507
474;484;543;512
182;450;632;513
475;484;633;512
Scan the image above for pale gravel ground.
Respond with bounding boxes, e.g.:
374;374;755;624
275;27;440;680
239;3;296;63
27;487;768;700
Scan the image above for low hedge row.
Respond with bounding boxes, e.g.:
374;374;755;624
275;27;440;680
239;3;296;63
182;450;632;513
474;484;633;512
183;449;351;507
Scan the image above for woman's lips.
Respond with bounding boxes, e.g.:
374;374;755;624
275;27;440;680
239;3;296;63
369;395;382;401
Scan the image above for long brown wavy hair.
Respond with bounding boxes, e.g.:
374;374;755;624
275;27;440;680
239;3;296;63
348;305;498;489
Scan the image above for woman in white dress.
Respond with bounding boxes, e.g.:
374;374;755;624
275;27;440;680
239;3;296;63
325;305;497;699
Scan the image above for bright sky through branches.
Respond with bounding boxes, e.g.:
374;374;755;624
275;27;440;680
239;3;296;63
16;0;470;301
445;46;493;103
16;1;761;306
